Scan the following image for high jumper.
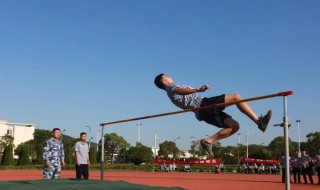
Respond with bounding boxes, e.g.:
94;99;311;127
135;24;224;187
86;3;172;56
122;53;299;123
154;74;272;158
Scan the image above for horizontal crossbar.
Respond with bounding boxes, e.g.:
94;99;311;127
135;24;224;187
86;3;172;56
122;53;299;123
100;90;293;127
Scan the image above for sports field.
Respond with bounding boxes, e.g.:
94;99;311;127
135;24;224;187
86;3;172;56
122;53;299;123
0;170;318;190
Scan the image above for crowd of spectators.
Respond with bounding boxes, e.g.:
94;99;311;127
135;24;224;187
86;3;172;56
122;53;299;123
155;147;320;186
160;163;177;172
237;163;281;174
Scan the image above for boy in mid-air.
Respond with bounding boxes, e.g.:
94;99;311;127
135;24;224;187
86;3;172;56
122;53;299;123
154;74;272;158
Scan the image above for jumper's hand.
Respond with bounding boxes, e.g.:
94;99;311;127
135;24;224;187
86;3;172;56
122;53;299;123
197;84;209;92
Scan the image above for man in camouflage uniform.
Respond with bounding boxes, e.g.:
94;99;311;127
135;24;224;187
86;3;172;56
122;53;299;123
43;128;66;179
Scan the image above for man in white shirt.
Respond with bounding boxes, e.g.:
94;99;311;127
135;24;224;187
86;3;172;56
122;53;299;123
74;132;90;179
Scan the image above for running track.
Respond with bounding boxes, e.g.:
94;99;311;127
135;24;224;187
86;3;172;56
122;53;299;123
0;170;318;190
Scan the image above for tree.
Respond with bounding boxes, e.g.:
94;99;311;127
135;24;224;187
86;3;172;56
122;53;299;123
305;131;320;157
1;143;14;165
15;140;36;163
17;145;30;165
89;147;97;164
158;141;180;159
211;141;223;158
237;144;247;158
117;147;129;163
34;147;43;164
63;139;75;165
0;134;14;156
33;129;51;164
247;144;272;160
268;136;294;159
127;142;153;165
189;140;199;158
104;133;130;164
219;146;238;165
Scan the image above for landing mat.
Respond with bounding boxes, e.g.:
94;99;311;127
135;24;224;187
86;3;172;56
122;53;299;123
0;179;183;190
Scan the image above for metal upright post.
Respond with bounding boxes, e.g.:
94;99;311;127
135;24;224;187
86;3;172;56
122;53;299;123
238;133;241;163
283;96;290;190
101;126;104;181
97;129;100;152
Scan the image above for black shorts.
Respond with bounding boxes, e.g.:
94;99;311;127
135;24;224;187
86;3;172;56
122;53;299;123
199;94;231;128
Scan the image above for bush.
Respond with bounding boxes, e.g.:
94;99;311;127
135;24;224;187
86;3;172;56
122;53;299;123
1;144;14;166
89;148;98;164
127;143;153;165
17;145;31;165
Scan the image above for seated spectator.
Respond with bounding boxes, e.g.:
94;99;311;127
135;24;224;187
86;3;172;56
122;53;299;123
258;163;265;174
169;163;173;172
215;163;224;173
253;163;258;173
184;164;191;172
248;164;254;173
172;162;177;172
160;163;166;172
265;165;271;174
239;163;247;173
271;164;277;174
277;163;282;174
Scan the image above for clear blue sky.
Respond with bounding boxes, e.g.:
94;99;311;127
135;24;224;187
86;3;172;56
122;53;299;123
0;0;319;150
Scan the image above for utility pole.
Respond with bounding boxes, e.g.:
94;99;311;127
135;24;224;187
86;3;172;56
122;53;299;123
86;125;92;148
296;120;301;156
60;129;66;141
154;131;159;157
245;130;254;158
136;123;142;143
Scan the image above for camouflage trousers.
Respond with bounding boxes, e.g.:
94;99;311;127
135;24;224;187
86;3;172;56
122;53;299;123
43;165;61;179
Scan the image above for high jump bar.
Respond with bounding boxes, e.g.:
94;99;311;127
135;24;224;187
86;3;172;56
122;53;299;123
100;90;293;127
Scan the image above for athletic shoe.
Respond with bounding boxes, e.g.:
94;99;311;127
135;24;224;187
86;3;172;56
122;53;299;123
258;110;272;132
200;139;214;159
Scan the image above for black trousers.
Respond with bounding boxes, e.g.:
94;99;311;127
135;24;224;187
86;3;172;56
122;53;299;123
301;167;313;184
292;167;301;183
75;164;89;179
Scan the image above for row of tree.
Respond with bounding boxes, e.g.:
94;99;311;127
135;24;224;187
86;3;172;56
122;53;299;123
0;129;319;166
0;130;153;166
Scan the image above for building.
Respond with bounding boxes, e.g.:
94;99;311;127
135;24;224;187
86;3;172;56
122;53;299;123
0;120;35;158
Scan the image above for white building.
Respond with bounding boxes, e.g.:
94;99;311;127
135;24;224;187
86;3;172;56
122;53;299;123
0;120;35;158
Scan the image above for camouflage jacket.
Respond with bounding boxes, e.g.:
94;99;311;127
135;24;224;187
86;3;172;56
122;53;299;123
43;137;65;166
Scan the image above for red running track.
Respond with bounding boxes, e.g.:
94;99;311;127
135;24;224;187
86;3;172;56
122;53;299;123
0;170;318;190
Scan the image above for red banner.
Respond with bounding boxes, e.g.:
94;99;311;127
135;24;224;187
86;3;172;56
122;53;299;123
240;156;280;165
153;158;221;165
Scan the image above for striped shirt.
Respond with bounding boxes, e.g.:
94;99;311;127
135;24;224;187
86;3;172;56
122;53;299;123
74;141;89;164
166;83;203;120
